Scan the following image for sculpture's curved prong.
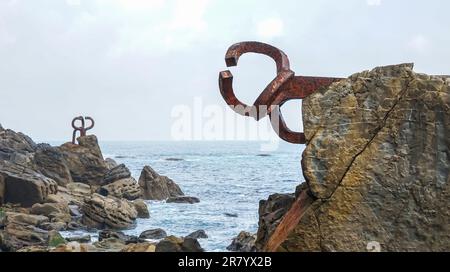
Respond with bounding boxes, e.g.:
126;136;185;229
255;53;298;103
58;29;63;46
84;116;95;131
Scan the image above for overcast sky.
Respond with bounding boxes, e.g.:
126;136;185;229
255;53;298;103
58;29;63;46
0;0;449;141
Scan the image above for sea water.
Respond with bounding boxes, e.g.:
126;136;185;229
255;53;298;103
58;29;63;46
63;141;304;251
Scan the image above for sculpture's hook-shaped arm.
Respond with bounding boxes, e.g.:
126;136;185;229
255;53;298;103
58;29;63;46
84;116;95;131
219;41;295;120
71;116;84;130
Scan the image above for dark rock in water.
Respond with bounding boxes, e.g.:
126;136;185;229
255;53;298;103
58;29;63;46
155;235;204;252
101;164;131;185
138;165;184;200
139;228;167;240
99;230;142;244
104;158;118;170
66;235;91;243
187;230;208;239
224;212;238;218
0;161;58;207
227;231;257;252
33;145;72;186
257;154;271;157
165;158;184;161
59;135;109;186
166;196;200;204
255;192;296;250
81;193;137;230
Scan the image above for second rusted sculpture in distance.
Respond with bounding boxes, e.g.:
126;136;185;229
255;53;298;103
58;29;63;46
71;116;95;144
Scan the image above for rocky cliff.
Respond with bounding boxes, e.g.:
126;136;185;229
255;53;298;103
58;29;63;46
257;64;450;252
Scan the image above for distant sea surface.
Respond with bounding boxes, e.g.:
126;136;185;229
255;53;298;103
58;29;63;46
60;141;304;251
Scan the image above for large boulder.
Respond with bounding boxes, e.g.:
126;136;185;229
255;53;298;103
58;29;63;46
101;164;131;185
33;144;72;186
155;235;204;252
265;64;450;252
98;164;141;201
59;135;108;186
0;161;58;207
81;193;138;230
0;128;36;161
138;166;184;200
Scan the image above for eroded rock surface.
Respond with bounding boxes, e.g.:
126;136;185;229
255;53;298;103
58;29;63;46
138;166;184;200
264;64;450;252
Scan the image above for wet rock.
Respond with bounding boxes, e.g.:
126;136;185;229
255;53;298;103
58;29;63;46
0;218;49;251
98;230;142;244
39;222;67;231
66;235;91;243
6;212;49;227
0;161;58;207
139;228;167;240
155;235;204;252
0;174;4;205
101;164;131;185
166;196;200;204
224;212;238;218
30;202;70;217
187;230;208;239
138;165;184;200
132;199;150;219
59;135;108;186
33;145;72;186
98;177;142;201
227;231;257;252
81;193;138;230
165;158;184;161
93;238;126;252
104;158;118;170
48;231;66;247
121;242;156;252
51;241;95;252
270;64;450;252
255;192;296;250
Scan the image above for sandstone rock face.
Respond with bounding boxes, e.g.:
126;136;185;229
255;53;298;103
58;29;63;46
81;193;138;230
0;161;58;207
138;166;184;200
59;135;108;186
34;145;72;186
155;235;204;252
102;164;131;185
98;178;142;201
132;199;150;219
0;128;36;161
270;64;450;252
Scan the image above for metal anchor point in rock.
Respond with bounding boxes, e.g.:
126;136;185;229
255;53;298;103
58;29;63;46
219;41;343;144
71;116;95;144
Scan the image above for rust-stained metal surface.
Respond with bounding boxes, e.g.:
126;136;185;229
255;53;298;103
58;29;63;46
218;42;343;252
219;41;343;144
71;116;95;144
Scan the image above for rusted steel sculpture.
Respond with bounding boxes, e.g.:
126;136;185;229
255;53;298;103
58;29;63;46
219;41;343;144
219;42;344;252
71;116;95;144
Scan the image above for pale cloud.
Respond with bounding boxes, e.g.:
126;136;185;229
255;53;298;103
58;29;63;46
407;34;431;53
106;0;210;56
367;0;382;6
256;17;284;39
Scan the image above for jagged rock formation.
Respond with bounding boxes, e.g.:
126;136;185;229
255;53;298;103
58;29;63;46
138;166;184;200
257;64;450;252
81;193;138;230
59;135;109;186
98;164;142;200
